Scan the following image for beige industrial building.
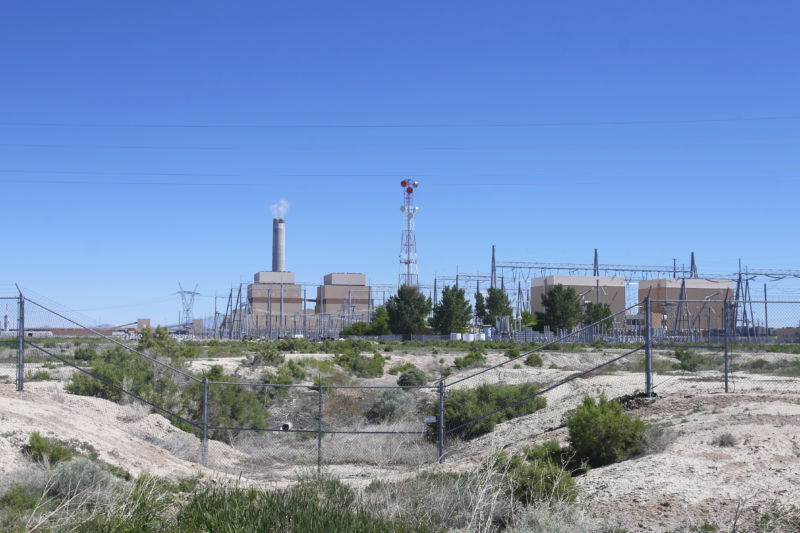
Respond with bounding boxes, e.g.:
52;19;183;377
247;271;306;333
639;278;733;330
531;276;627;325
316;273;372;315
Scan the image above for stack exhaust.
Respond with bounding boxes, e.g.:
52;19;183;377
272;218;285;272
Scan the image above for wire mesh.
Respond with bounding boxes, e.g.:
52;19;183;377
0;296;20;389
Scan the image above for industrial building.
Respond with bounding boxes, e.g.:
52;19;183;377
639;278;734;330
315;273;372;315
238;216;373;338
531;275;627;325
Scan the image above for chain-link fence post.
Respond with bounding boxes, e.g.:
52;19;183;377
438;379;445;463
317;376;323;475
201;377;208;465
17;295;24;392
723;302;729;393
644;297;652;398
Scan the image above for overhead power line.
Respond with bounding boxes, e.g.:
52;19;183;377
1;137;800;152
1;115;799;129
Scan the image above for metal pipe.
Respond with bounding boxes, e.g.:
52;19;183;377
202;378;208;465
438;379;445;463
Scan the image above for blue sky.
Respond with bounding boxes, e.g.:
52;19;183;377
2;1;800;325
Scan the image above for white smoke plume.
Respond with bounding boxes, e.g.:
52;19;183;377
269;198;291;218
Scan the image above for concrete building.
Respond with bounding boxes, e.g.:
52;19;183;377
531;276;627;325
638;278;733;330
316;273;372;315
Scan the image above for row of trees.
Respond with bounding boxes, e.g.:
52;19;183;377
342;283;613;336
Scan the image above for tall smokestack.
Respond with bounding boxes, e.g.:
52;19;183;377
272;218;285;272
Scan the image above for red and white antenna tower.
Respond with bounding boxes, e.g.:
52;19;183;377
399;179;420;288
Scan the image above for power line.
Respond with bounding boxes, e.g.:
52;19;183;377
1;136;800;152
1;115;799;129
1;172;799;189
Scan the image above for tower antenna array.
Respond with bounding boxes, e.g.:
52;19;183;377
399;179;420;288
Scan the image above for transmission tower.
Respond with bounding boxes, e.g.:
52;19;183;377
178;283;199;328
399;179;420;288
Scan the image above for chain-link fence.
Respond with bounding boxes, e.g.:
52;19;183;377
4;292;799;481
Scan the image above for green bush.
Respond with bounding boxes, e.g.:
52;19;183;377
49;458;114;500
566;393;647;467
441;383;546;440
248;344;285;366
453;350;486;370
74;346;97;362
525;353;543;367
25;369;51;381
388;362;415;375
505;347;520;358
333;350;385;378
397;368;427;387
366;389;415;422
0;483;44;514
24;431;73;466
493;443;577;504
190;366;268;442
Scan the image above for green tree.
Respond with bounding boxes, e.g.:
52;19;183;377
339;306;391;336
584;301;613;332
535;284;582;332
384;285;432;335
474;290;488;325
520;310;537;329
368;306;391;335
430;285;473;334
486;287;512;327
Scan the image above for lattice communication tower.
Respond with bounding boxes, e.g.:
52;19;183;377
399;179;420;288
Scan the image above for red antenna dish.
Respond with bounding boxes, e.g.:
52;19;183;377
400;180;407;187
406;187;414;194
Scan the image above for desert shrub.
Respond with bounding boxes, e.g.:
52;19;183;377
25;369;51;381
505;347;520;358
441;383;546;440
507;501;596;533
0;483;44;514
492;444;577;504
525;353;543;367
248;344;285;366
711;432;738;447
74;346;97;361
566;393;647;467
366;389;415;422
138;326;198;360
190;365;268;442
24;431;73;466
65;345;180;407
388;362;416;375
453;350;486;370
48;458;114;500
334;350;385;378
672;348;719;372
397;367;427;387
274;337;315;354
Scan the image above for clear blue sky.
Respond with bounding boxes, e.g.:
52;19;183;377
2;1;800;325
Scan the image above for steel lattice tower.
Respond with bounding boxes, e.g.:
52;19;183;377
178;283;199;327
399;179;420;288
